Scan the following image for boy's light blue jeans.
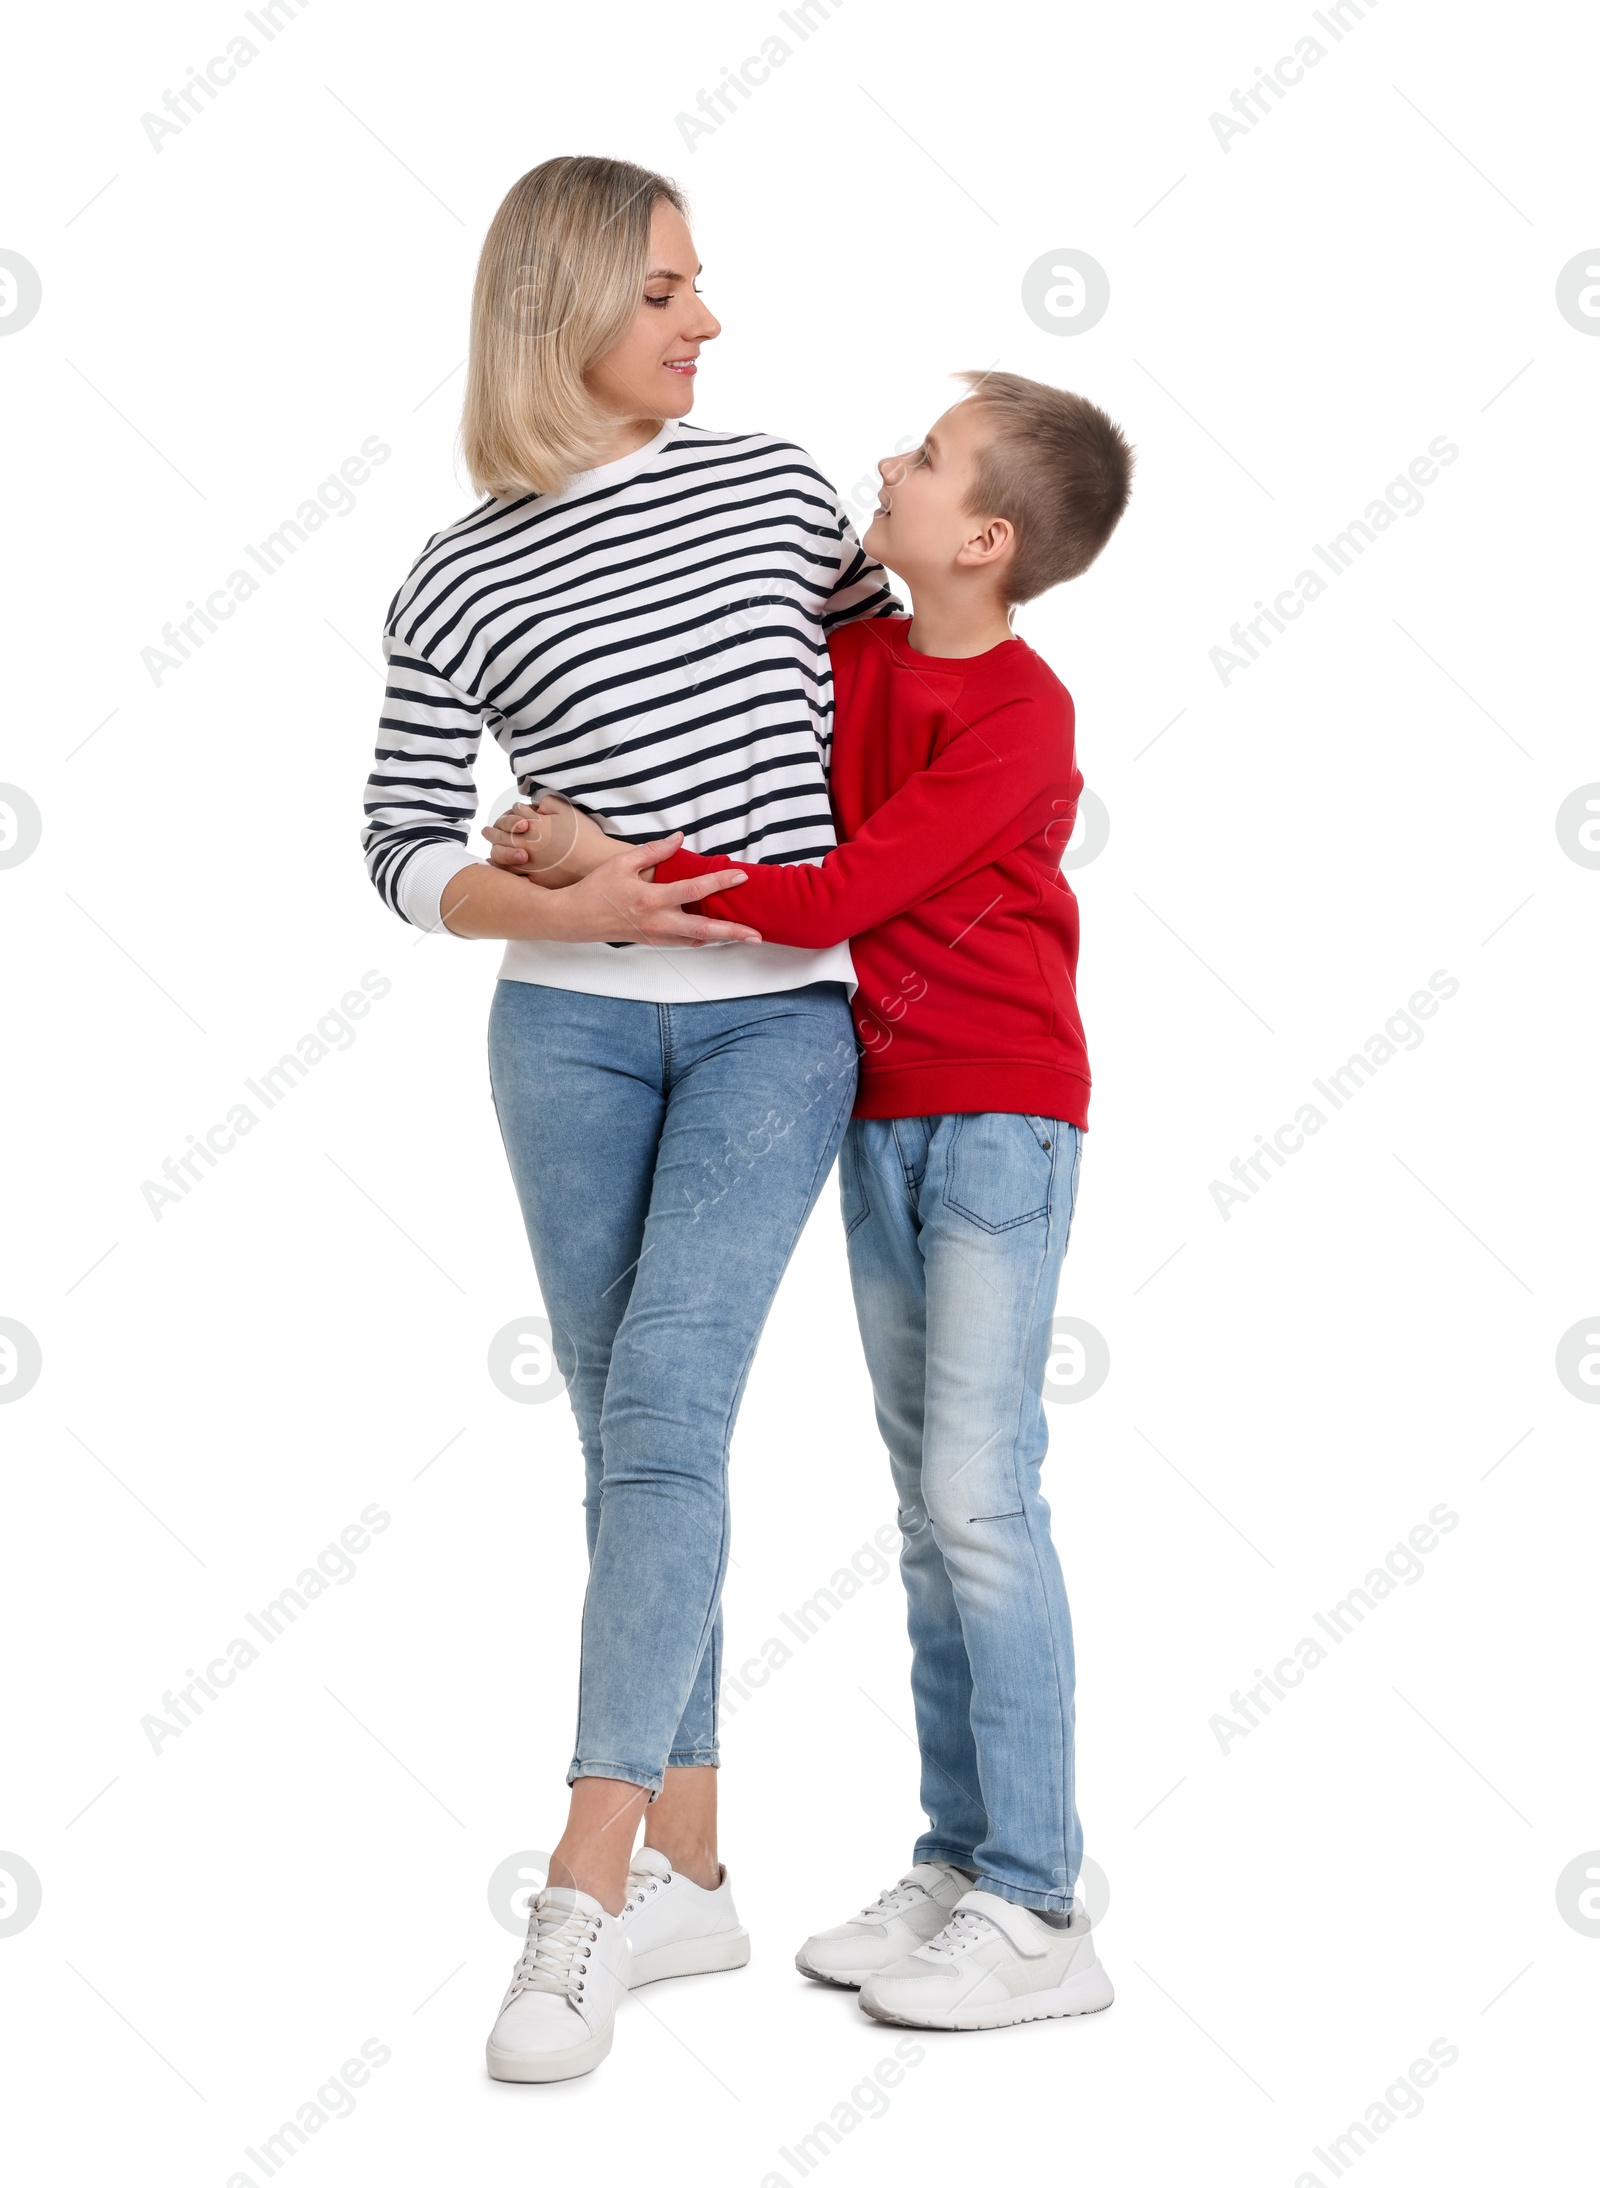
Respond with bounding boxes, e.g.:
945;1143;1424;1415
842;1111;1085;1912
487;977;856;1796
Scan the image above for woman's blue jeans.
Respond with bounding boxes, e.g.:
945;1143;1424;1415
842;1112;1085;1911
487;977;856;1795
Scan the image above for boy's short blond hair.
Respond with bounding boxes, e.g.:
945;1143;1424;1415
955;371;1134;603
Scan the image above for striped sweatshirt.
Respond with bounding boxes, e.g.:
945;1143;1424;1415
362;420;898;1001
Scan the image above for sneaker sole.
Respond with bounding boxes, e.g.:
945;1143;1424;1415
793;1949;868;1990
626;1926;751;1987
858;1959;1116;2031
486;2018;614;2082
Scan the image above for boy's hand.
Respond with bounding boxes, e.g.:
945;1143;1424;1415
557;837;760;946
482;795;626;887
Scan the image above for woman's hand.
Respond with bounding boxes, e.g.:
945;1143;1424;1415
441;834;760;946
482;796;623;886
556;837;758;944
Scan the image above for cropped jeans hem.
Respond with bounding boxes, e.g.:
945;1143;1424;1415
566;1760;663;1800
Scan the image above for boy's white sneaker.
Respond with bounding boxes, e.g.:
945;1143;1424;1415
858;1889;1114;2030
620;1846;751;1986
795;1863;974;1988
485;1886;630;2082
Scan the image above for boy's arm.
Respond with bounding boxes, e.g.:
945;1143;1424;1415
650;697;1081;950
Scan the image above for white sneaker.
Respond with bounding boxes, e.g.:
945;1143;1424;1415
485;1886;630;2082
620;1845;751;1986
795;1863;974;1989
858;1888;1114;2030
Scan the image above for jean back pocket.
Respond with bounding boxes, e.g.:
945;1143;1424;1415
941;1112;1058;1233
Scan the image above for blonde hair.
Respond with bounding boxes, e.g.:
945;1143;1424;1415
954;371;1134;603
462;156;687;501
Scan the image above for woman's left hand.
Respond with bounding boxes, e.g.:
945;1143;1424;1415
482;796;622;885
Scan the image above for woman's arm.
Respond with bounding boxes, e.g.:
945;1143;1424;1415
363;634;495;930
364;635;739;940
441;835;756;945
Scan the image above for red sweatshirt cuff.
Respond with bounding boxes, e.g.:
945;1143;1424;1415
652;846;742;922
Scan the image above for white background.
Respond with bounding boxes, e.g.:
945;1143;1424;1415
2;0;1597;2181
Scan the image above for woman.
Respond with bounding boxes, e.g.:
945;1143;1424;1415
362;155;896;2082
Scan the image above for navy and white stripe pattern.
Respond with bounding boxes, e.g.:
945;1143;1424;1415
363;424;897;923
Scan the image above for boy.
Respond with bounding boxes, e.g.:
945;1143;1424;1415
489;371;1132;2031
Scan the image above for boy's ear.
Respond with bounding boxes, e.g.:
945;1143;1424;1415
955;514;1015;572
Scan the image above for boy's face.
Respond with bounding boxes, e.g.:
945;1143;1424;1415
862;400;1001;586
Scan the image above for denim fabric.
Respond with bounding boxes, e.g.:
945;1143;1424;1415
488;978;856;1794
842;1111;1084;1910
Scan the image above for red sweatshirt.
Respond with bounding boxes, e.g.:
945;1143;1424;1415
652;615;1091;1125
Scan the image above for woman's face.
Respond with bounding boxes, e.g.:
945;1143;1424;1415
587;202;721;424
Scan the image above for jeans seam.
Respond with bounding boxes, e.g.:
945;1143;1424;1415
840;1126;871;1238
1003;1169;1075;1901
889;1115;926;1198
657;1001;674;1088
699;1616;721;1759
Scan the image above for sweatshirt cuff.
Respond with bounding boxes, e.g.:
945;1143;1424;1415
651;846;739;921
397;839;481;934
651;846;722;882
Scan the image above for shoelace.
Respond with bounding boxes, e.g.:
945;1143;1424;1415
858;1872;929;1921
622;1872;665;1916
924;1909;995;1957
509;1902;601;1999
